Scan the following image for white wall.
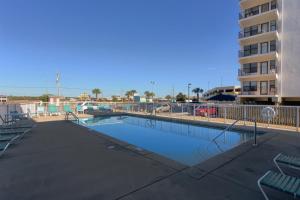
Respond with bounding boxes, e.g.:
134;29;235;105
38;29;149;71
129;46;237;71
280;0;300;97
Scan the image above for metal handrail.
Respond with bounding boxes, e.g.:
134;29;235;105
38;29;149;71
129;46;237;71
212;118;258;146
65;111;79;124
212;119;240;142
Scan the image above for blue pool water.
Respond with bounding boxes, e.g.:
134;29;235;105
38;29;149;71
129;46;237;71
80;115;254;166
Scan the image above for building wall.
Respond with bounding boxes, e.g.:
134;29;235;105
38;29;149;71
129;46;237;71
280;0;300;97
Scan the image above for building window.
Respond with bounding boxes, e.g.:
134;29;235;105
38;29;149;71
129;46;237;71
261;62;269;74
244;25;258;37
270;60;276;70
271;0;277;10
243;63;257;74
244;44;258;56
261;3;270;13
243;81;257;92
270;20;277;31
261;42;269;54
260;81;268;95
270;40;276;51
245;6;259;18
261;22;269;33
269;80;276;94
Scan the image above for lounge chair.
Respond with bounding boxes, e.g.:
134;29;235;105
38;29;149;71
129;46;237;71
258;170;300;200
63;104;73;113
9;111;28;121
0;115;14;125
0;135;19;157
0;128;31;141
1;123;33;129
0;128;31;135
37;105;46;116
274;153;300;175
76;105;84;114
48;104;59;116
0;134;19;142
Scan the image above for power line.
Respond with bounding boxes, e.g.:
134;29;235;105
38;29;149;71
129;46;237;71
0;85;92;90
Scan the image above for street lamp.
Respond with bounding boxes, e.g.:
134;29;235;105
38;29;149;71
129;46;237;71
188;83;192;103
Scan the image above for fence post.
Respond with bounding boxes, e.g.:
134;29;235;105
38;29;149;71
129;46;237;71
6;104;9;123
253;119;257;146
243;106;246;125
193;104;195;117
224;106;227;124
297;107;299;132
207;104;210;122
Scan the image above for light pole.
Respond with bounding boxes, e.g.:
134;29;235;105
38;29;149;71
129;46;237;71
188;83;191;103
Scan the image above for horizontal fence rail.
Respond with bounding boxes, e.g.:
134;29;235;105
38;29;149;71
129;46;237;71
1;102;300;132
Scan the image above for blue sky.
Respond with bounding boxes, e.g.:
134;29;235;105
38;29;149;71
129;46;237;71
0;0;239;97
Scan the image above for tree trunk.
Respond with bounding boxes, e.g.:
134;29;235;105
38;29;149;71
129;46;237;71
197;93;199;102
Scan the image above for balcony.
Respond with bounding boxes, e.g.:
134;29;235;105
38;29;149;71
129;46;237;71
238;67;277;80
239;30;279;45
240;88;277;96
239;49;277;58
240;0;272;10
240;91;260;96
239;3;277;20
239;9;279;27
239;50;278;64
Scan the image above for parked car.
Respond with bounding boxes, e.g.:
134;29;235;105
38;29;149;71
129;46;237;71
195;106;217;117
155;104;170;113
76;102;99;113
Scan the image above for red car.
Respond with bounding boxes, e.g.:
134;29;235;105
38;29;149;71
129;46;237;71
195;107;217;117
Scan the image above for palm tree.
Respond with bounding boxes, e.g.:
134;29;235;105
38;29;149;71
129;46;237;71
92;88;101;99
165;95;172;101
192;88;204;102
144;91;151;99
145;91;155;99
125;90;137;101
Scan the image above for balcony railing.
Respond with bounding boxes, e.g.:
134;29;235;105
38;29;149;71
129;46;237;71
239;3;277;20
238;67;277;77
239;49;277;58
241;91;259;95
239;28;277;39
241;89;277;96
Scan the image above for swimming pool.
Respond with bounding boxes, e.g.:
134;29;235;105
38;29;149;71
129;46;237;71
80;115;254;166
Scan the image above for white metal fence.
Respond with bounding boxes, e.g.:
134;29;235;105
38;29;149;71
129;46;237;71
1;102;299;131
114;103;300;132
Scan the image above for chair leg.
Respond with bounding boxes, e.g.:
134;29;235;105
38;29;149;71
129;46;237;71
0;142;11;158
257;171;271;200
273;153;285;175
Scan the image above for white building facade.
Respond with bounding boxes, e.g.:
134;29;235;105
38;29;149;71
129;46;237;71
238;0;300;105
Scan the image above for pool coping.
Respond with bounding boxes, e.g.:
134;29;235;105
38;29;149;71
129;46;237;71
73;112;289;174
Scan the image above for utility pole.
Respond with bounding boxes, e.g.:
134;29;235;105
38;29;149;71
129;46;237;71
172;85;175;103
188;83;192;103
56;73;61;97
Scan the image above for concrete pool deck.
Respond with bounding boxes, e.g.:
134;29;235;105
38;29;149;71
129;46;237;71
0;120;300;200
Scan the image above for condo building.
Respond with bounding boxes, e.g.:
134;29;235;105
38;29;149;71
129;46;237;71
238;0;300;105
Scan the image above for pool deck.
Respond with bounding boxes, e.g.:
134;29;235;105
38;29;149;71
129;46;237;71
1;119;300;199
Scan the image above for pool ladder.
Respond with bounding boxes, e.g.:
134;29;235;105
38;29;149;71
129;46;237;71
65;111;80;124
212;118;258;146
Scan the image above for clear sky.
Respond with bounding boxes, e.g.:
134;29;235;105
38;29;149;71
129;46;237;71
0;0;240;97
